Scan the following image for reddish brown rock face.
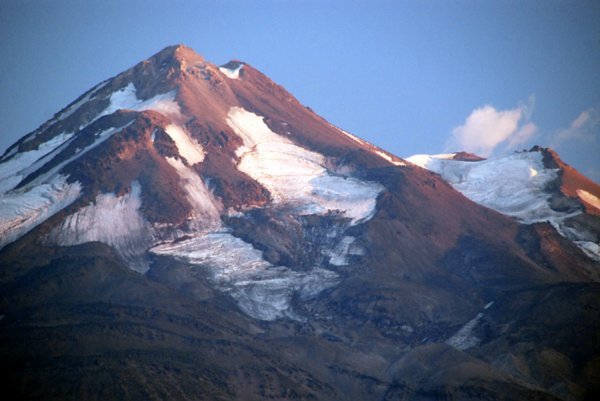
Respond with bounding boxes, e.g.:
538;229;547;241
0;45;598;401
452;151;486;162
536;146;600;216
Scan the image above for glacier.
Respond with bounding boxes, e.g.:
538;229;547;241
151;232;339;321
147;108;386;320
406;152;569;224
407;151;600;261
227;107;383;224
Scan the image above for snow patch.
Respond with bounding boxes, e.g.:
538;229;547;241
48;182;151;272
406;153;456;169
165;157;221;229
19;81;110;146
0;132;74;194
164;124;205;165
151;232;338;321
331;124;407;166
577;189;600;212
219;64;243;79
227;107;382;224
0;175;81;250
90;83;180;127
335;126;369;147
309;175;382;223
373;150;406;166
446;312;484;351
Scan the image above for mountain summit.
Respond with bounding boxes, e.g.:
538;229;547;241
1;45;599;400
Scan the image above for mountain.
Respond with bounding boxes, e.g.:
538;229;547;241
0;44;599;401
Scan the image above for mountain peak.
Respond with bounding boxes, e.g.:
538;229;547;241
143;44;206;70
157;43;202;58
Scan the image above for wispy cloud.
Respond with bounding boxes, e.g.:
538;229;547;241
447;97;537;157
552;107;600;146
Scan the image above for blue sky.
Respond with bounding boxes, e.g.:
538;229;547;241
1;0;599;180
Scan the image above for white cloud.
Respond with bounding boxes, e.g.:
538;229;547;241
448;98;537;157
508;122;537;148
552;107;599;146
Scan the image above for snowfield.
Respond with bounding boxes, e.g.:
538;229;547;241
407;151;600;261
52;80;109;124
577;189;600;212
0;123;133;250
227;107;383;224
408;152;564;224
165;157;222;230
219;63;244;79
22;124;134;191
99;82;181;119
331;124;406;166
373;149;406;166
446;312;484;351
0;175;81;250
0;132;74;194
407;152;561;223
164;124;205;165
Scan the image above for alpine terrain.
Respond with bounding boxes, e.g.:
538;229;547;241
1;45;599;401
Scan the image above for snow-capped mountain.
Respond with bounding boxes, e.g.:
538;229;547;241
1;45;599;401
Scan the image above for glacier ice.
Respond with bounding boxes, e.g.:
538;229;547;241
151;232;339;321
406;152;560;223
0;174;81;250
407;151;599;261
